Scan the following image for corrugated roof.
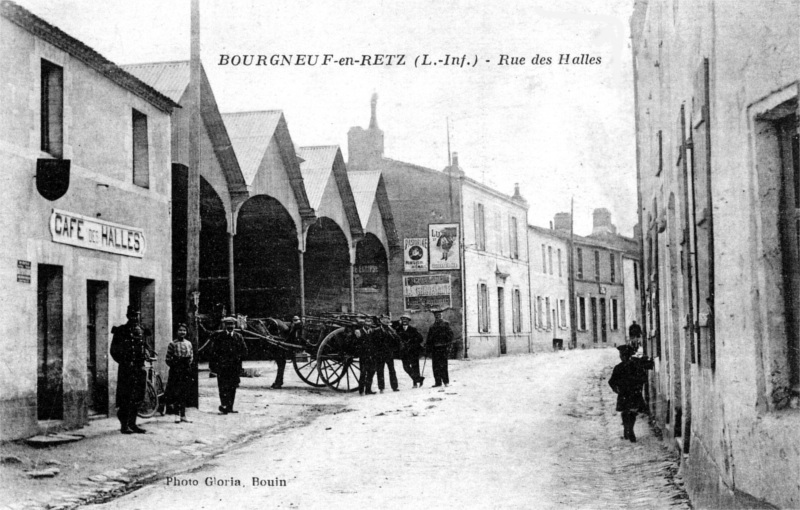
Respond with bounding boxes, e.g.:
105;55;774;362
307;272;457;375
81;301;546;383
121;61;190;103
297;146;337;210
222;111;283;183
347;171;382;229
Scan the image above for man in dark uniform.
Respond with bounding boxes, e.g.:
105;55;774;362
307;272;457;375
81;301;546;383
395;314;425;388
272;316;303;389
356;318;377;395
374;314;400;393
427;309;453;387
608;345;654;442
628;320;643;351
209;317;248;414
110;307;150;434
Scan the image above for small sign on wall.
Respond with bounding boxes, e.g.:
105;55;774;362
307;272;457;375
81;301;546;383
404;238;428;272
17;260;31;284
403;274;451;310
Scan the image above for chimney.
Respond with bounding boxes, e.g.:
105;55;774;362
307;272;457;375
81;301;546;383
511;182;526;204
347;93;385;170
444;152;464;176
550;221;553;230
591;208;617;235
553;212;571;232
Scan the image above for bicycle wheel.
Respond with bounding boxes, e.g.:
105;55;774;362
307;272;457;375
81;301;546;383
155;374;166;415
137;381;158;418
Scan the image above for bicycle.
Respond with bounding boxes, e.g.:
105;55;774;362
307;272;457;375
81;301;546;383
137;357;165;418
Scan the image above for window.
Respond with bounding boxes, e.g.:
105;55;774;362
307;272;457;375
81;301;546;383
41;59;64;158
594;250;600;281
557;249;562;277
510;216;519;259
132;109;149;188
474;203;486;251
609;253;615;283
512;289;522;333
611;298;619;330
559;299;567;328
578;296;587;330
548;246;553;275
478;283;490;332
537;296;544;328
577;248;584;279
541;244;547;273
545;297;551;329
634;261;639;289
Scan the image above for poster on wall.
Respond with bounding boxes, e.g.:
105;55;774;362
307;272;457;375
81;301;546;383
428;223;460;270
403;238;429;272
403;274;451;311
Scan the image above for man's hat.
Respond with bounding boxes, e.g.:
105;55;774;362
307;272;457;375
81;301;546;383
221;316;237;324
617;345;634;356
431;308;444;315
400;314;411;320
126;305;139;316
292;315;301;321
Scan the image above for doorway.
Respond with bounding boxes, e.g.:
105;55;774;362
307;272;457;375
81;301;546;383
129;276;155;352
498;287;507;354
37;264;63;420
87;280;109;415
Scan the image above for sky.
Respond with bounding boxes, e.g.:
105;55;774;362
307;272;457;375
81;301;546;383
16;0;638;236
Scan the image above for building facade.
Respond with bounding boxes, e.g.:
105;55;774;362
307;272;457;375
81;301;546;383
632;0;800;507
528;225;571;352
349;95;531;358
0;2;178;440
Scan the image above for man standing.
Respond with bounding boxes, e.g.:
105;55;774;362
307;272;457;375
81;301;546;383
608;345;654;442
374;314;400;393
395;314;425;388
356;318;377;395
209;317;248;414
426;309;453;387
628;320;643;351
110;307;149;434
272;316;303;389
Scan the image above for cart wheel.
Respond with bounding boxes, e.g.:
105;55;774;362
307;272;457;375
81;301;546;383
292;351;326;387
317;327;361;392
137;381;158;418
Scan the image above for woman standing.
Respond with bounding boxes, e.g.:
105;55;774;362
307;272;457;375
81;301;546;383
166;323;194;423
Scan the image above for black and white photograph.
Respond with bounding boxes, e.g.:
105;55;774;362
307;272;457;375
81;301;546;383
0;0;798;508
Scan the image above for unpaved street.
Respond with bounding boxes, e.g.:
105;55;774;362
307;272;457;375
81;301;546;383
86;350;689;509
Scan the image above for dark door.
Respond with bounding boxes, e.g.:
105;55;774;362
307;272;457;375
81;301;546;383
38;264;63;420
87;281;109;415
600;297;608;343
590;297;598;344
498;287;507;354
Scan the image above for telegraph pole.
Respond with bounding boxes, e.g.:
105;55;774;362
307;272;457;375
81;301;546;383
187;0;201;407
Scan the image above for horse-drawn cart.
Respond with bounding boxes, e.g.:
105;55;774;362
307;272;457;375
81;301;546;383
234;312;377;392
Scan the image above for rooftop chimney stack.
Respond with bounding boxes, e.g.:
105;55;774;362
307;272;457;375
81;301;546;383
554;212;571;232
347;93;385;170
591;208;617;235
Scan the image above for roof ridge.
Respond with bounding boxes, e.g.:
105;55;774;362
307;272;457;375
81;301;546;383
120;59;190;68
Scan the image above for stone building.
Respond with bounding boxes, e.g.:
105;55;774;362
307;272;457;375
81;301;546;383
0;2;178;440
348;95;531;358
558;210;639;349
632;0;800;507
528;224;571;352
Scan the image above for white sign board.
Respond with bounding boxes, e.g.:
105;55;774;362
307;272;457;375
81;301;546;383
49;209;146;258
403;274;451;310
404;238;428;272
428;223;460;270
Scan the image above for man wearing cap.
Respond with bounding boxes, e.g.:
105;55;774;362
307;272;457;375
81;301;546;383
356;318;377;395
110;307;150;434
272;315;303;389
608;345;654;442
426;309;453;387
373;314;400;392
208;317;248;414
395;314;425;387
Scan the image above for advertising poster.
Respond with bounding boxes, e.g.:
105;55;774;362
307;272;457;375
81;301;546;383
403;237;428;272
428;223;460;271
402;274;451;310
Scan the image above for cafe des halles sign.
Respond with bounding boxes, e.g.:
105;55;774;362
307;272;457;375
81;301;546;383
49;209;146;258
